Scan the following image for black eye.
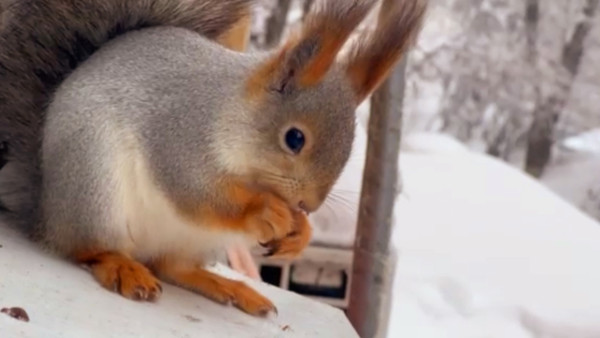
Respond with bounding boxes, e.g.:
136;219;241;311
284;128;305;154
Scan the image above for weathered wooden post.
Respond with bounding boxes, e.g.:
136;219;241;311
347;0;418;336
347;58;407;338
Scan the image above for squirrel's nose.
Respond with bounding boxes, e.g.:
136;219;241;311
298;201;309;214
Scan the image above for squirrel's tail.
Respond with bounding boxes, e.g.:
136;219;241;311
0;0;253;236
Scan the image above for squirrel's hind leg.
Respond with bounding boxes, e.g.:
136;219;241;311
74;250;162;301
151;255;276;316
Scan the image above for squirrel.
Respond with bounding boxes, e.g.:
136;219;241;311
0;0;426;316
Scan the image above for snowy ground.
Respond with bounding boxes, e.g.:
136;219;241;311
389;150;600;338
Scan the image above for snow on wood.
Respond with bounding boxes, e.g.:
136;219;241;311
0;224;358;338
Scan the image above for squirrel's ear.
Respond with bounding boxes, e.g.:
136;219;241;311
344;0;427;103
246;0;376;97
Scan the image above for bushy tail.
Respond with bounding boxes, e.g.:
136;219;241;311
0;0;253;236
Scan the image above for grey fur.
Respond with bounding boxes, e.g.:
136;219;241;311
0;0;253;238
39;26;357;254
0;0;426;257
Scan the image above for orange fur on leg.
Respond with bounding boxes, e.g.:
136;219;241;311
152;256;275;316
74;250;162;301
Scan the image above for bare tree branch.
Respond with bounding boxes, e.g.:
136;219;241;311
525;96;562;177
525;0;539;63
264;0;292;48
526;0;598;177
562;0;599;75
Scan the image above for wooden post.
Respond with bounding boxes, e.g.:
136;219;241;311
347;54;407;337
346;0;413;334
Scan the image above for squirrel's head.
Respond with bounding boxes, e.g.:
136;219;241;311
228;0;426;213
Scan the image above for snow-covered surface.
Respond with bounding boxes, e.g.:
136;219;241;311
388;150;600;337
559;128;600;155
0;226;357;338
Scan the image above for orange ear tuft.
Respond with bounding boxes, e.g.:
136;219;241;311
245;0;377;98
296;29;344;88
295;0;377;87
345;0;427;103
244;38;296;100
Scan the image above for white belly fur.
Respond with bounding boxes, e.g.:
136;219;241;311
112;136;251;263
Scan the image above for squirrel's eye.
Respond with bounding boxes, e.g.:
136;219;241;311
284;128;305;154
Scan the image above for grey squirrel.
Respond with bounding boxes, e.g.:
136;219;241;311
0;0;426;316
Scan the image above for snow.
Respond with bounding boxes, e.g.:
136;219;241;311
559;128;600;155
389;150;600;337
0;225;357;337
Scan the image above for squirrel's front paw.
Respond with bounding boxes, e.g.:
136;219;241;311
247;194;294;244
263;211;312;259
76;251;162;301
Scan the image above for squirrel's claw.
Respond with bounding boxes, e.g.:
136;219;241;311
261;241;279;257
